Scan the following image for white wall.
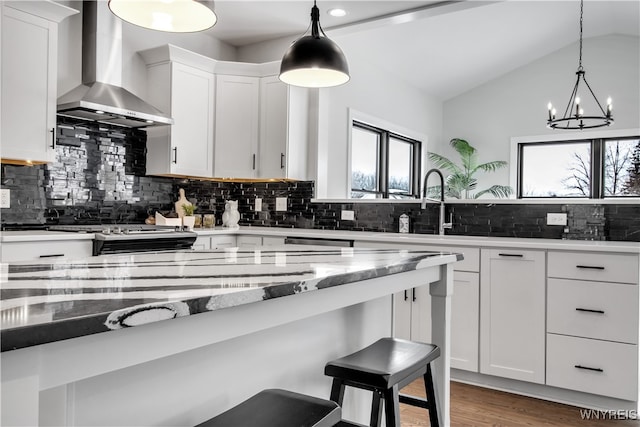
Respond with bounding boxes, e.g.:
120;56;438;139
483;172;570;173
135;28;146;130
440;34;640;195
315;43;442;198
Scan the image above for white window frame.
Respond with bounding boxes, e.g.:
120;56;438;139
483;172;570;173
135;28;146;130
347;108;428;199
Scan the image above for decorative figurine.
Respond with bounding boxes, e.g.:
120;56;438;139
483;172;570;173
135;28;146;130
222;200;240;228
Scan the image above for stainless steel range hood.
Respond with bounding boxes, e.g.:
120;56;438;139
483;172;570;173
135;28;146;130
57;1;173;128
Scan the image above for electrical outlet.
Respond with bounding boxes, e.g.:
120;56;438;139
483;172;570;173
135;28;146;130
341;210;355;220
546;213;567;226
0;189;10;209
255;198;262;212
275;197;287;212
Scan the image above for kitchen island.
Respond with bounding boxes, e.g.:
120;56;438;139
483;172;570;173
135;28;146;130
1;246;460;426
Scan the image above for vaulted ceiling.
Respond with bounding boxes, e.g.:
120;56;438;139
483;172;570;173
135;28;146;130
209;1;640;100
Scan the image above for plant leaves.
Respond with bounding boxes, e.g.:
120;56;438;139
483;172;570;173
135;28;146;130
474;185;514;199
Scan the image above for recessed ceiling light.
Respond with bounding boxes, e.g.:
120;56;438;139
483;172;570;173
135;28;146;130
327;8;347;18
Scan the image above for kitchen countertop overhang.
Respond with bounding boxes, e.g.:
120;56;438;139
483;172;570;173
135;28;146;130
0;247;460;352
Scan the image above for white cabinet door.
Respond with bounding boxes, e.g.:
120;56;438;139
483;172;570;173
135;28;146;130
192;236;212;250
258;76;309;180
214;75;259;178
146;62;215;177
259;76;288;178
450;271;479;372
1;4;75;163
210;235;236;249
480;249;546;384
393;290;412;341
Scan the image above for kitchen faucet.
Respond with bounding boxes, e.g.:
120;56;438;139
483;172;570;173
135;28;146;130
421;168;453;235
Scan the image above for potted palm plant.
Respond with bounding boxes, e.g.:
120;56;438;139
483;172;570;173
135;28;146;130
428;138;513;199
182;204;197;230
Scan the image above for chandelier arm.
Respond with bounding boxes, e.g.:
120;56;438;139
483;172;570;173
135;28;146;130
581;76;609;116
561;76;581;119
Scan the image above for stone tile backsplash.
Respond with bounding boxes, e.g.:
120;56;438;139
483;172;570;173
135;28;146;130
0;117;637;241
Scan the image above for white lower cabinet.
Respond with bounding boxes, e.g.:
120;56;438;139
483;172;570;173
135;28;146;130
1;240;93;262
547;334;638;401
546;250;639;400
354;241;480;371
237;235;285;247
193;235;236;250
480;249;546;384
450;271;480;372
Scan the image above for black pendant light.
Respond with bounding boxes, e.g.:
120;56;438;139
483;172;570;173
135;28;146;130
279;1;350;88
547;0;613;130
108;0;217;33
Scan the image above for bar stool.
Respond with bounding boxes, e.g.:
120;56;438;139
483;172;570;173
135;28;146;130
324;338;440;427
196;388;341;427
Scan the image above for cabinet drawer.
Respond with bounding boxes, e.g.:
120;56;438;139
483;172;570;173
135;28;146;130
1;240;93;262
548;278;638;344
548;251;639;284
547;334;638;401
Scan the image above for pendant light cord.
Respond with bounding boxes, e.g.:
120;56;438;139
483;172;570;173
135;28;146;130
311;0;320;38
578;0;584;71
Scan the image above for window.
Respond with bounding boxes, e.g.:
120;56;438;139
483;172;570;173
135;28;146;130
516;136;640;198
350;121;421;199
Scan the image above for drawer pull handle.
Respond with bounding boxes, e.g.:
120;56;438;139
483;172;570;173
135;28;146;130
576;308;605;314
412;288;417;302
575;365;603;373
576;265;605;270
404;290;408;301
39;254;64;258
498;253;523;258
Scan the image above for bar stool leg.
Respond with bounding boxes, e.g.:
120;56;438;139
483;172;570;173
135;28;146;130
330;378;346;406
370;390;383;427
383;384;401;427
424;364;440;427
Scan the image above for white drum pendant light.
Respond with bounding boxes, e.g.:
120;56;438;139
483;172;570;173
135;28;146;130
108;0;217;33
279;1;350;88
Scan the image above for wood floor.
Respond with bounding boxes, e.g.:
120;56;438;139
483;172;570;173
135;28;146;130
398;380;640;427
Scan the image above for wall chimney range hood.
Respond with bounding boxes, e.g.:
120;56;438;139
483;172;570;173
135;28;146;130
57;1;173;128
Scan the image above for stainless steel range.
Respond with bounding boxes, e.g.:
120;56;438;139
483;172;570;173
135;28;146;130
48;224;197;255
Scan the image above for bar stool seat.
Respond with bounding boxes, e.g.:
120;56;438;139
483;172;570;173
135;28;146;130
325;337;440;427
196;388;341;427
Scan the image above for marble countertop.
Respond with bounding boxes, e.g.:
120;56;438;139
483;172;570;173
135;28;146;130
0;247;460;352
1;226;638;252
206;227;640;253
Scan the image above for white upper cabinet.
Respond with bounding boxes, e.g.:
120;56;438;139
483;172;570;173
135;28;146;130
259;76;309;180
214;74;260;178
1;2;77;164
141;46;215;177
139;46;310;180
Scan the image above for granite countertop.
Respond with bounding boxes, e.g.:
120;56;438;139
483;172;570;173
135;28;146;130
0;247;460;352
